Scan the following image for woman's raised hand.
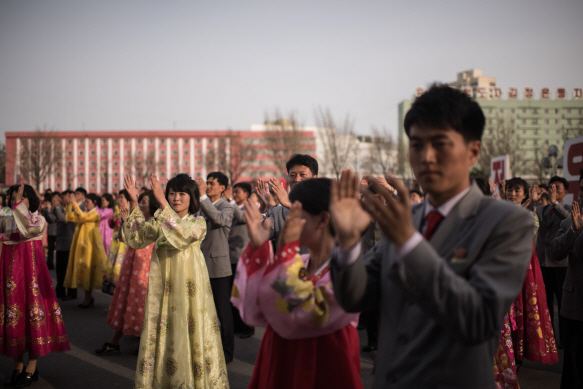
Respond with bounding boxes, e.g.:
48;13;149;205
244;197;271;251
14;182;25;203
124;174;139;203
150;173;168;209
119;201;129;222
278;201;306;247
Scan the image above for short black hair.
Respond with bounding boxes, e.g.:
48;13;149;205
101;193;115;209
233;182;252;195
289;178;333;234
61;190;73;196
409;189;424;198
75;187;87;197
472;177;490;196
166;173;201;214
506;177;530;204
404;84;485;142
86;193;100;207
7;184;40;213
539;184;549;191
43;193;53;202
549;176;569;190
138;190;161;217
52;191;61;197
207;172;229;192
540;192;550;202
286;154;318;176
118;189;131;202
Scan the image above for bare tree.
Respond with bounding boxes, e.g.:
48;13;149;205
18;126;62;191
263;110;313;177
131;149;163;188
0;143;5;184
360;127;397;175
532;125;583;182
204;132;257;183
315;107;357;179
477;115;530;177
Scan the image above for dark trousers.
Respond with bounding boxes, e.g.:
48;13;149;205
561;316;583;389
210;276;234;362
541;266;567;344
47;235;56;267
55;250;75;298
364;309;379;347
230;264;254;335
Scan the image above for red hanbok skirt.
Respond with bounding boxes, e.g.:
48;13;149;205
0;241;70;357
512;245;558;364
106;245;153;337
248;324;362;389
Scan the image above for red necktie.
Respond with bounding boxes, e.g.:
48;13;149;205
424;210;444;240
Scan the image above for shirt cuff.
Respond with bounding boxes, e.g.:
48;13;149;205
393;231;423;265
333;241;362;269
200;194;208;201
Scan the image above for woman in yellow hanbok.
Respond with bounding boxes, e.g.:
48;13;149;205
124;173;229;389
63;193;108;308
104;191;130;286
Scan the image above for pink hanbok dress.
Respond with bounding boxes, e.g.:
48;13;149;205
98;207;114;256
0;202;70;357
106;223;153;337
231;240;362;389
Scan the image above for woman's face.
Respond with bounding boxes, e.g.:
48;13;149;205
168;189;190;217
139;196;151;219
506;185;526;205
86;198;96;211
101;197;109;208
10;192;30;210
118;196;128;210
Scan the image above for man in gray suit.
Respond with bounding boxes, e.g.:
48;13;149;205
549;178;583;389
56;190;78;300
227;182;255;338
329;85;533;388
197;172;235;363
536;175;571;347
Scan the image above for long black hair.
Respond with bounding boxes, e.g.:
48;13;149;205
138;190;161;217
7;184;40;213
165;174;201;214
86;193;101;208
101;193;115;209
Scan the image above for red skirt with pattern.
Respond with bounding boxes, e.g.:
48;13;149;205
0;241;70;357
512;245;558;364
105;244;153;337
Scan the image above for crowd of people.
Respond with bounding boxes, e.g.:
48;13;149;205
0;84;582;389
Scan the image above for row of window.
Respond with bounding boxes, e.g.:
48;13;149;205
65;138;217;146
485;107;583;115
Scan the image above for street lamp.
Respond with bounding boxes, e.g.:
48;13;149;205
541;145;562;178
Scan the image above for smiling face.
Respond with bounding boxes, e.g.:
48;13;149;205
232;187;249;205
168;189;190;217
408;125;480;206
288;165;315;190
206;178;224;200
75;191;85;203
85;198;96;211
552;181;567;203
506;184;526;205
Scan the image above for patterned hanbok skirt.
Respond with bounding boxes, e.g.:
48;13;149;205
0;240;70;357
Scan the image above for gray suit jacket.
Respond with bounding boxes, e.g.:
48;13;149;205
549;217;583;321
199;197;234;278
228;204;249;265
267;205;289;249
41;205;57;236
53;206;76;251
535;202;571;267
331;184;534;389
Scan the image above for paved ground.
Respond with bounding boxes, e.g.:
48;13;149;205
0;270;563;388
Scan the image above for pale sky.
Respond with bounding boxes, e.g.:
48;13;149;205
1;0;582;141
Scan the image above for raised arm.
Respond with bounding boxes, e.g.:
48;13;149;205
232;204;246;224
13;202;46;239
123;206;159;250
154;205;207;250
199;198;234;227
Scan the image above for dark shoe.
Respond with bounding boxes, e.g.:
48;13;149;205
362;345;377;352
14;369;38;388
47;262;54;270
62;295;77;301
78;298;94;308
95;342;120;356
4;369;23;387
239;330;255;339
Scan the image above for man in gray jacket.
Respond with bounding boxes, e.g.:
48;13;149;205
40;193;58;269
197;172;235;363
549;176;583;389
329;85;533;389
52;190;77;299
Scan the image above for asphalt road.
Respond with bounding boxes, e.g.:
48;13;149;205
0;270;563;389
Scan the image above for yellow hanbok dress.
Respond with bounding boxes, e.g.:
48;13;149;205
125;205;229;389
63;203;108;291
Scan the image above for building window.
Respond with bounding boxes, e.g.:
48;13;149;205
197;139;201;144
68;151;72;156
197;150;201;155
91;139;95;145
185;139;188;145
68;139;72;145
91;150;95;156
137;139;142;144
91;172;96;177
161;139;165;145
68;161;72;167
161;150;165;156
184;161;188;166
184;150;188;155
103;150;107;156
556;130;561;134
161;171;165;177
533;108;538;114
91;161;96;167
56;172;61;178
114;172;119;177
208;139;213;144
79;139;84;145
114;161;118;167
91;182;95;188
125;139;130;145
80;161;84;166
114;150;118;156
197;161;201;166
126;150;131;156
533;119;537;124
102;139;107;145
56;183;61;189
173;161;178;166
114;182;119;188
79;172;84;177
79;150;84;156
114;139;118;145
173;150;177;155
137;150;142;156
149;139;153;145
173;139;177;145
